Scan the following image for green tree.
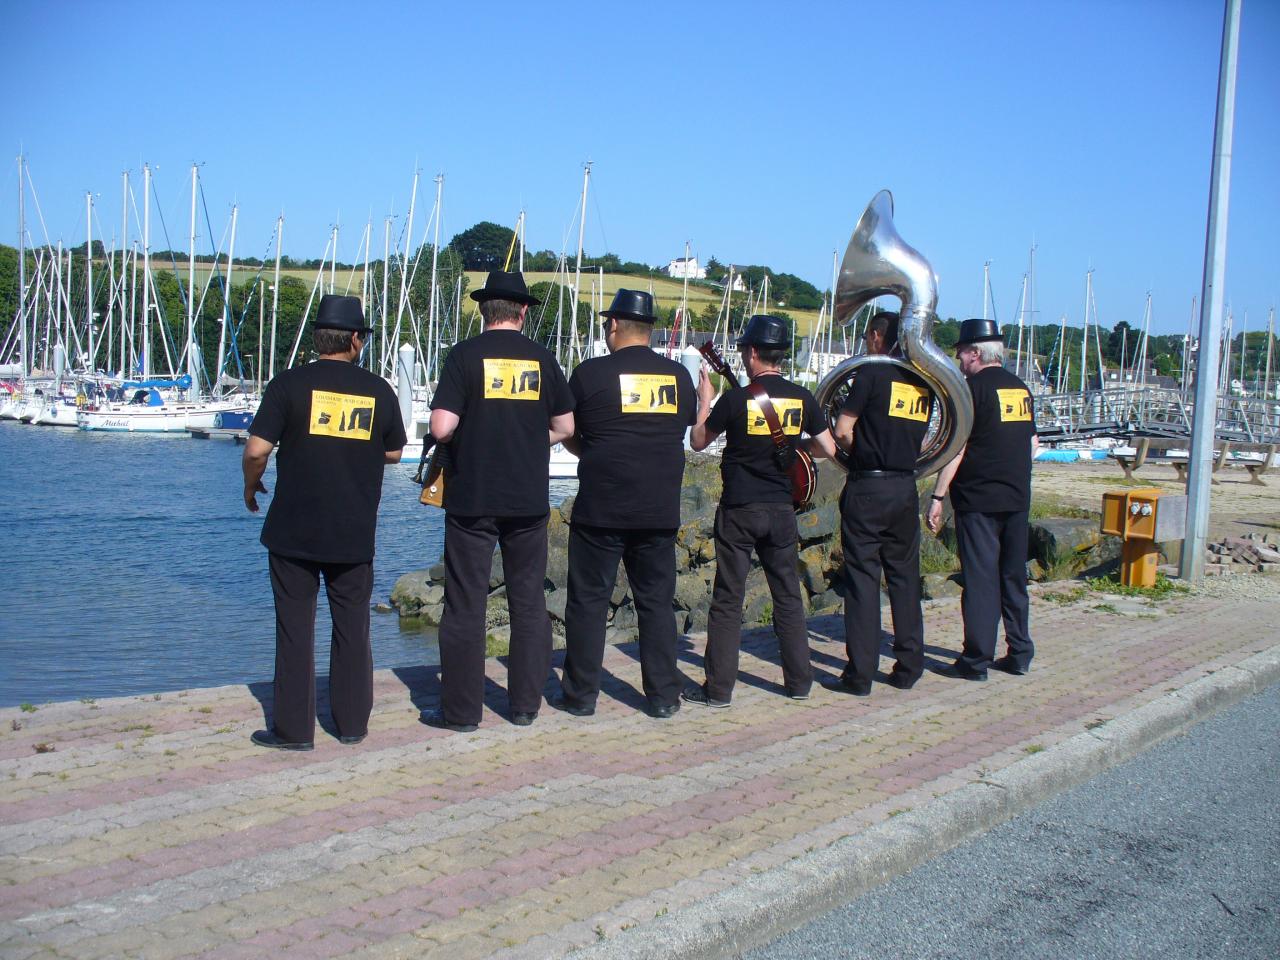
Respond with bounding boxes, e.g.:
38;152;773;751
448;222;516;271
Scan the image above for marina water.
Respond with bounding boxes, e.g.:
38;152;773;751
0;422;545;706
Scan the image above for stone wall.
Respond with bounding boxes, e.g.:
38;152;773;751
389;457;1121;646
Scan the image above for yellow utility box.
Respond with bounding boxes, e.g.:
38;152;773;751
1100;489;1187;587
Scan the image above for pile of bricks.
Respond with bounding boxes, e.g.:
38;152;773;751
1205;533;1280;576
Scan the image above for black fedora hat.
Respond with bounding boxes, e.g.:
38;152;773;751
737;314;792;350
600;288;658;323
955;318;1004;347
314;294;373;332
469;271;540;306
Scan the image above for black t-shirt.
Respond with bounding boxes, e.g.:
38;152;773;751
841;363;932;473
430;328;574;517
569;345;697;529
251;359;407;563
951;365;1038;513
707;373;825;506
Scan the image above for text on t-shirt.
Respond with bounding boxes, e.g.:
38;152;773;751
888;381;931;422
309;390;375;440
747;397;805;436
997;388;1033;422
619;373;679;414
483;358;541;400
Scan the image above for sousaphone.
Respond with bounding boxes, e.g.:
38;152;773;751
815;190;973;477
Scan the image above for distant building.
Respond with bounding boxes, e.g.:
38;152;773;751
665;256;706;280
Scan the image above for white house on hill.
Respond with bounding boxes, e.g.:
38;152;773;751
665;256;706;280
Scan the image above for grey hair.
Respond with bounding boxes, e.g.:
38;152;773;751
975;341;1004;365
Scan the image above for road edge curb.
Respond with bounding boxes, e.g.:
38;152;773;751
569;644;1280;959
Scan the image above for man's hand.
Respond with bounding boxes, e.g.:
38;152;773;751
925;498;944;535
697;366;715;411
244;479;268;513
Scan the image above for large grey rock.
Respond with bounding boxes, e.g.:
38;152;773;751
812;464;845;505
545;547;569;591
684;599;711;634
390;570;435;616
675;572;709;611
606;626;638;645
484;590;510;627
743;584;771;625
611;602;637;629
1028;518;1101;566
680;484;715;523
797;544;830;596
488;551;504;590
610;567;630;606
810;588;843;614
428;562;446;580
796;503;840;544
557;496;575;524
545;589;567;624
921;573;963;600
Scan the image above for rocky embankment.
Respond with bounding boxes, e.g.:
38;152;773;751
389;458;1134;647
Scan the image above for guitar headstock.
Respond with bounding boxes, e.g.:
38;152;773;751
697;341;735;383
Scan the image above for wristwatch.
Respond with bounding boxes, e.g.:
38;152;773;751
930;494;946;502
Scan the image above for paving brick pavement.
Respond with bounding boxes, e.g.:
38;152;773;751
2;579;1278;959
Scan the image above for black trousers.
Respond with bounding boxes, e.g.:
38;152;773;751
704;503;812;701
437;513;552;725
268;552;374;743
840;476;924;686
954;510;1033;673
561;523;681;709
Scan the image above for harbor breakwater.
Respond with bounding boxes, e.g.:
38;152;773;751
389;457;1131;651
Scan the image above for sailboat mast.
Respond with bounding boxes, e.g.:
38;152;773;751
269;216;283;381
396;172;419;352
380;217;390;375
427;174;443;382
1027;243;1038;384
982;260;992;321
572;162;591;365
679;239;691;351
17;154;27;378
86;191;95;372
119;170;128;377
1079;269;1091;393
187;164;199;389
141;163;152;378
1261;306;1275;400
361;218;372;370
215;205;237;398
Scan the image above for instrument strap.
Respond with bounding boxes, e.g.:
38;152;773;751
746;382;795;453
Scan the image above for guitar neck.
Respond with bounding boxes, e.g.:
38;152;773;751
698;343;739;385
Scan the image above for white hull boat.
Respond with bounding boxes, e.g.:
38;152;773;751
77;398;254;433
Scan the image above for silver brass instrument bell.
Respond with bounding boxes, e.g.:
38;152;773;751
814;190;973;478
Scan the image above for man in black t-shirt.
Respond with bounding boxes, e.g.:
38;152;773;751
426;271;575;732
242;295;407;751
829;311;931;697
553;290;697;719
927;318;1039;680
682;315;837;708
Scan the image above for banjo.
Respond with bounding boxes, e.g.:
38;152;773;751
698;341;817;511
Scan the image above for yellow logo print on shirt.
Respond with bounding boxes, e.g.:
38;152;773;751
483;358;541;400
746;397;805;436
309;390;375;440
997;388;1033;422
888;381;931;421
619;374;678;414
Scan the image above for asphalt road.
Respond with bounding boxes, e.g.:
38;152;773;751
747;683;1280;960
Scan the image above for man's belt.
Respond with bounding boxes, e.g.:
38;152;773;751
848;469;916;480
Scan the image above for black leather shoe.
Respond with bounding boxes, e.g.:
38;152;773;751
510;711;538;726
821;675;872;697
420;710;478;733
991;656;1029;676
786;689;812;701
251;729;314;751
549;695;595;717
338;734;366;745
936;663;988;682
886;670;918;690
647;701;681;719
682;686;731;708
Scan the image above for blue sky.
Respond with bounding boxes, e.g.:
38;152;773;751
1;0;1275;335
